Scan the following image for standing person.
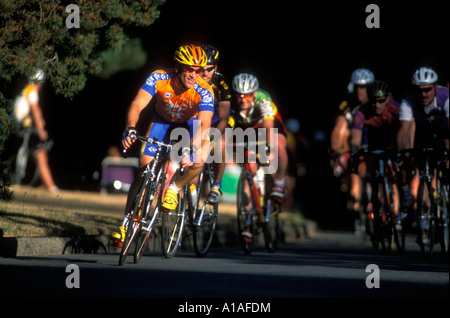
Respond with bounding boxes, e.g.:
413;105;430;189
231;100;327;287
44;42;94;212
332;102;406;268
198;44;232;203
230;73;288;200
13;69;58;192
111;45;214;247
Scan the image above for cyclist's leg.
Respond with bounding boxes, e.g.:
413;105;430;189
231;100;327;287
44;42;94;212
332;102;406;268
270;132;288;199
207;119;226;203
162;117;209;210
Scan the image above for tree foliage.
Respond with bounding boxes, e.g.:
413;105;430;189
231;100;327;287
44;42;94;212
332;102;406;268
0;0;165;199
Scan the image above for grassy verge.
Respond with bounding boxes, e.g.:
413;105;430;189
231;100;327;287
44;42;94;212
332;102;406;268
1;185;305;238
0;186;125;238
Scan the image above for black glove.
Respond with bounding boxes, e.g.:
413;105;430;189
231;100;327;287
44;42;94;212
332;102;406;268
123;127;137;140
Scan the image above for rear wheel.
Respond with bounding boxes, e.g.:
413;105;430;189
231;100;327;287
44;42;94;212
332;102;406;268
416;179;435;258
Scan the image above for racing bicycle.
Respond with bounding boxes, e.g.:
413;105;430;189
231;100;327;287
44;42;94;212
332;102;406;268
118;134;172;266
236;141;280;254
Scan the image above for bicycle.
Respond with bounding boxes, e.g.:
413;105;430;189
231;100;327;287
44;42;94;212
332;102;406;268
14;126;53;186
118;134;172;266
413;147;449;257
235;141;280;254
352;149;404;254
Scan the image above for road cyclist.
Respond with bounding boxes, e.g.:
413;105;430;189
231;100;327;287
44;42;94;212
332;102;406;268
228;73;288;251
349;80;404;253
329;68;375;215
198;44;232;204
111;44;215;250
396;66;449;256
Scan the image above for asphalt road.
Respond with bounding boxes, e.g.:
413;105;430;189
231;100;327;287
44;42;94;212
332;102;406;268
0;230;448;307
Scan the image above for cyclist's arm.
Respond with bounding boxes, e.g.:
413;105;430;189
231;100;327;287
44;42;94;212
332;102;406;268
396;120;413;150
193;109;214;165
262;117;275;145
350;128;362;153
330;115;348;154
215;100;231;135
27;89;47;140
123;89;153;148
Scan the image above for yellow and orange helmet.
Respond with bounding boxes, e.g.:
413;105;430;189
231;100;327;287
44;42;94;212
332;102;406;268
174;45;207;67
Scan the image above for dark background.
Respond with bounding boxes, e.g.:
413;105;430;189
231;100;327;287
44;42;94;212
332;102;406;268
13;0;450;228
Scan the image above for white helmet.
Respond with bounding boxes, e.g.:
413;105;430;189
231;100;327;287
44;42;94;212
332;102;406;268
232;73;259;94
351;68;374;85
412;67;438;85
30;69;46;83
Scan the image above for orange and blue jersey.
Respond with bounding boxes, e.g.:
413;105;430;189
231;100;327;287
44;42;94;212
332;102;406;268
140;68;214;157
141;68;214;123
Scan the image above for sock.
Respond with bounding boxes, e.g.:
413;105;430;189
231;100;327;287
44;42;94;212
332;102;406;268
168;181;181;193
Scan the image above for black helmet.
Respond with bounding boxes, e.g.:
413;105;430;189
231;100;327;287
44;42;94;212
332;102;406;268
368;80;389;99
200;44;219;65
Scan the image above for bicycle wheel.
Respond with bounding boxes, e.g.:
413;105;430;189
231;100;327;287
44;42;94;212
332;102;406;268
436;176;449;254
416;179;435;257
118;169;155;266
371;180;392;254
119;192;144;266
261;176;279;253
161;187;186;258
133;166;166;263
192;167;218;257
236;170;256;254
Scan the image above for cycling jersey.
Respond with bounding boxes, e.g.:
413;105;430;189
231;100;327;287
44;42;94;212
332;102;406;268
352;97;400;150
141;68;214;124
13;84;39;127
231;89;287;136
139;68;214;157
209;72;232;125
399;85;449;147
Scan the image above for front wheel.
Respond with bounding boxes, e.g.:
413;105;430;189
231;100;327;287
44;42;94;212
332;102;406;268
261;199;280;253
236;170;256;254
161;189;186;258
192;169;218;257
416;179;435;258
436;179;449;255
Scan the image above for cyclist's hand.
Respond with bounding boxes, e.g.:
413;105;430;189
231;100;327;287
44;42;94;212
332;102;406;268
122;127;137;149
180;155;193;168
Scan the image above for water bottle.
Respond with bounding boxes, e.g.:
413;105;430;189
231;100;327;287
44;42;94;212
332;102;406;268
190;184;198;205
256;168;265;196
255;168;265;208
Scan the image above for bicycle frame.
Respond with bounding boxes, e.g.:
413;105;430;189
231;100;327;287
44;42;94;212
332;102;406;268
118;135;173;265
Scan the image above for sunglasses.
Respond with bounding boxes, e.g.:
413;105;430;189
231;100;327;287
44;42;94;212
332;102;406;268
374;97;387;104
237;93;254;100
202;66;215;72
183;66;203;74
416;86;434;93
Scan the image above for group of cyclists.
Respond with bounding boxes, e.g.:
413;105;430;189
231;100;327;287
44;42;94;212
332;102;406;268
111;44;288;247
329;66;449;250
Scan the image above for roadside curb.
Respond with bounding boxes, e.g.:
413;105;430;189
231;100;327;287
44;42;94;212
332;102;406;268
0;219;318;257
